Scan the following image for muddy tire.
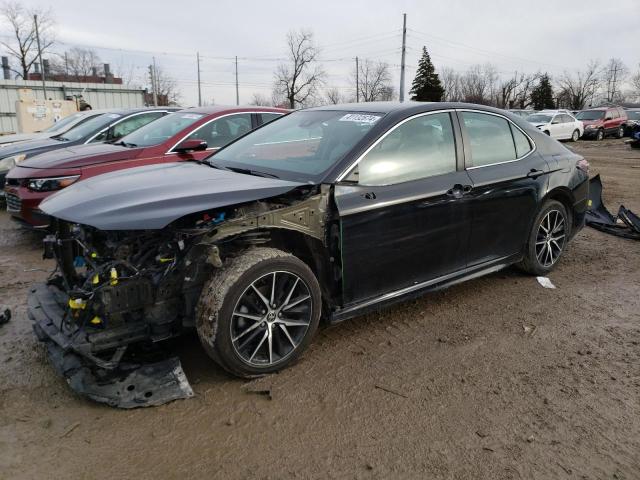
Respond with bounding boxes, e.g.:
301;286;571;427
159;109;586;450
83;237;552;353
196;247;321;378
517;200;571;276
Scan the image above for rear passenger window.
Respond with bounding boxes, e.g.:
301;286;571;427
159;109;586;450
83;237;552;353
510;125;533;158
461;112;519;166
355;112;457;186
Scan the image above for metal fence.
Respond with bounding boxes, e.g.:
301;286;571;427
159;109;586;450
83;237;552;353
0;79;146;133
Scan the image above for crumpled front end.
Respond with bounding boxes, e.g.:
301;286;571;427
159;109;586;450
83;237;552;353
29;281;194;408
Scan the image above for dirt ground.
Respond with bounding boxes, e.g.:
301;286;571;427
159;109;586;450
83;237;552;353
0;139;639;480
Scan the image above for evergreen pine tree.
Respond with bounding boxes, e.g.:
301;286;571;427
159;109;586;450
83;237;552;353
531;74;555;110
410;47;444;102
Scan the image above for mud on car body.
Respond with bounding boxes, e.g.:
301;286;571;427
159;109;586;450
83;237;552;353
29;102;590;407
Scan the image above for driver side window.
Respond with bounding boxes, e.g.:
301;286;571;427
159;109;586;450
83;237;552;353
349;112;457;186
90;112;164;143
186;113;252;149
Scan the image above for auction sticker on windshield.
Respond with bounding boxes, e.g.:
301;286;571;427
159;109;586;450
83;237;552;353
339;113;381;124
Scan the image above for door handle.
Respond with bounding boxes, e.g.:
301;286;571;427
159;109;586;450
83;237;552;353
446;184;473;199
527;168;545;179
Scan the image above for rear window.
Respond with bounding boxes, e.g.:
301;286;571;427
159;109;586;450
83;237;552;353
576;110;605;120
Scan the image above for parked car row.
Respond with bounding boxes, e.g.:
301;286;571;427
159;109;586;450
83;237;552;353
2;106;287;226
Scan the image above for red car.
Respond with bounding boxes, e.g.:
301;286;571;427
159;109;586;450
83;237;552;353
576;106;628;140
5;106;287;226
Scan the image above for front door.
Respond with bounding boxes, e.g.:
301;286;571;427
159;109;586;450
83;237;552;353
335;111;473;305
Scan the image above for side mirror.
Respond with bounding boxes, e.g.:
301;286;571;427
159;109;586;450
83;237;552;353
605;116;613;121
174;138;207;153
551;119;560;124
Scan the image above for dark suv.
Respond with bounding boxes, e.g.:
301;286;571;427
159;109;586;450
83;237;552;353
576;106;627;140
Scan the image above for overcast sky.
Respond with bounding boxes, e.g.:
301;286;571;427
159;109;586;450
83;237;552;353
4;0;640;106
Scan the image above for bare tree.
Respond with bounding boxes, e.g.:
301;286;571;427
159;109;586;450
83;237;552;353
324;87;343;104
497;72;541;109
557;60;602;110
633;65;640;98
153;64;181;106
459;64;497;105
440;67;462;102
51;47;101;80
354;59;393;102
0;2;54;79
274;30;324;109
250;92;271;106
604;58;628;102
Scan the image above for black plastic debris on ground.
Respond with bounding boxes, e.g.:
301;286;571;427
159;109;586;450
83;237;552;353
0;308;10;327
586;175;640;240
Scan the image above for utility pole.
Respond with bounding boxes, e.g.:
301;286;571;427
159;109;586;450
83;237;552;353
399;13;407;102
64;52;69;77
34;14;47;99
235;56;239;105
355;56;359;103
608;64;620;102
196;52;202;107
152;57;158;106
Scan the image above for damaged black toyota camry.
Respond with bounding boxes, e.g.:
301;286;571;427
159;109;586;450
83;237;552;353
29;102;589;407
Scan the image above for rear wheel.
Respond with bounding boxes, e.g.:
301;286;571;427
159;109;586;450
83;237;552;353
517;200;571;275
196;247;321;378
596;129;604;141
571;129;580;142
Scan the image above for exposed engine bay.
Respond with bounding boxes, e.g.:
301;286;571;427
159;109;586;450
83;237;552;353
30;185;334;408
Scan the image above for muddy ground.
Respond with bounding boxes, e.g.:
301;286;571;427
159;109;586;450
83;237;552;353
0;139;639;479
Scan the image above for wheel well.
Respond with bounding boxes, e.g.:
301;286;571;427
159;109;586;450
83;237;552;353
263;229;339;314
544;188;575;224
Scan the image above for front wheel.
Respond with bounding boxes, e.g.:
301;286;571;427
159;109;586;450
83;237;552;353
596;129;604;141
616;126;624;138
196;247;321;378
517;200;571;276
571;129;580;142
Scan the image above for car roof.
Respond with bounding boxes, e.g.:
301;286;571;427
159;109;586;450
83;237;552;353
176;105;289;115
304;101;527;115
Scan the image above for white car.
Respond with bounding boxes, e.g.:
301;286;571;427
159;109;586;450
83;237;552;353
525;110;584;141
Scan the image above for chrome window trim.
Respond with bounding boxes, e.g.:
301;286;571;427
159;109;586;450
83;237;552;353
336;109;457;182
84;110;169;144
456;108;537;169
164;111;274;155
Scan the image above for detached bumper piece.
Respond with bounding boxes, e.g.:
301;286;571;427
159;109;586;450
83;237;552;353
28;283;193;408
585;175;640;240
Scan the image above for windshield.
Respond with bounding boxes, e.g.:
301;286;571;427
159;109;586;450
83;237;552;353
576;110;605;121
526;114;552;123
627;111;640;120
55;113;122;142
209;110;383;182
119;112;205;147
41;112;88;133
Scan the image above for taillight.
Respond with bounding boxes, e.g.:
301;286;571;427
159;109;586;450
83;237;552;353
576;158;589;173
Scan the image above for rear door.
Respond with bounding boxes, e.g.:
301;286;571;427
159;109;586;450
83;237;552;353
335;111;473;305
459;110;549;265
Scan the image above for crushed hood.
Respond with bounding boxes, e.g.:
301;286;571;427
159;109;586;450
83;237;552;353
40;162;305;230
19;143;136;169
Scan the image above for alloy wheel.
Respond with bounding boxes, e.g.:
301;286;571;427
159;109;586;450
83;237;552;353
231;271;312;367
535;209;566;268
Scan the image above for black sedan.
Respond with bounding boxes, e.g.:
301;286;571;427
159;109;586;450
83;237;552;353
29;102;589;407
0;107;177;195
